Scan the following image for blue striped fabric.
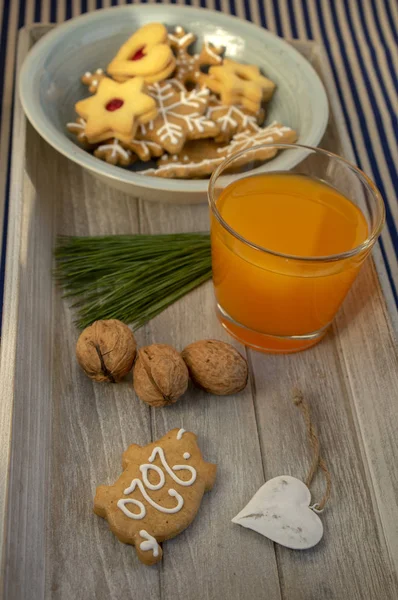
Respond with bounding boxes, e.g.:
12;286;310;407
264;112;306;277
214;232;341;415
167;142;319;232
0;0;397;327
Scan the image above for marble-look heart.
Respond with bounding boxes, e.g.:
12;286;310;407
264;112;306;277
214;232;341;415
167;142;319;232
232;475;323;550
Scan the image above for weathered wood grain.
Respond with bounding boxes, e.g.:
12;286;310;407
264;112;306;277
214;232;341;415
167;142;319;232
138;200;282;600
1;27;397;600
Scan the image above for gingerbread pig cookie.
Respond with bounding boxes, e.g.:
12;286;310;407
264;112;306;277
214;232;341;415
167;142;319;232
94;428;216;565
199;59;275;114
75;77;158;144
138;81;219;154
107;23;175;84
168;26;223;87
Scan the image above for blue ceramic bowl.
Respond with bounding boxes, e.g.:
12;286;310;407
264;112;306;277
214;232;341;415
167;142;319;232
19;5;328;204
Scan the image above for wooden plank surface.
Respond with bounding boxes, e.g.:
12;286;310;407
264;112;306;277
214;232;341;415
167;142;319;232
1;27;398;600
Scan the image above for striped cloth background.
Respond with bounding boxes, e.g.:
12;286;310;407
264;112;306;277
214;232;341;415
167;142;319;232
0;0;397;326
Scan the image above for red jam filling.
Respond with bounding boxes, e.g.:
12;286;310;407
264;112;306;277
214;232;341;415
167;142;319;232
105;98;124;111
130;46;145;61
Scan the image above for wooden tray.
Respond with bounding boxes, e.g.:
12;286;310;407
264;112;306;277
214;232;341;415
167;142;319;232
1;25;398;600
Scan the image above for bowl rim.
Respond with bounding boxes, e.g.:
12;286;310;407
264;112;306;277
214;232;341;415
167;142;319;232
19;4;329;193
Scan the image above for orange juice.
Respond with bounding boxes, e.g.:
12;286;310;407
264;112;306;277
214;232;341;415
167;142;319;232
211;173;369;352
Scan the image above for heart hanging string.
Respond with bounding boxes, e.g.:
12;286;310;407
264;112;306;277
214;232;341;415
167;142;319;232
292;388;331;513
232;389;331;550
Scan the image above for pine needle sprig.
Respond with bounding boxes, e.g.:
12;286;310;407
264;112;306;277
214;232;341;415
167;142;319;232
54;233;212;330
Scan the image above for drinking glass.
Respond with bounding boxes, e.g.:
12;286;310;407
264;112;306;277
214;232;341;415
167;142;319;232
208;144;385;353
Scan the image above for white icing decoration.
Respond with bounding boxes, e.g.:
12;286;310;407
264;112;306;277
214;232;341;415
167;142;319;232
183;155;189;161
92;79;98;86
148;447;196;486
232;476;323;550
204;41;222;63
140;122;294;177
117;444;197;520
67;121;85;131
183;452;190;459
139;530;159;557
117;497;146;520
84;71;91;77
97;138;130;160
207;104;257;133
172;155;178;161
141;84;213;147
140;463;165;490
169;31;195;48
122;477;184;516
176;428;185;440
175;26;183;33
96;68;104;74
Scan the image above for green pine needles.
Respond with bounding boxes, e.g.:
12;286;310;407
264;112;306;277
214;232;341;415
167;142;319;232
54;233;212;330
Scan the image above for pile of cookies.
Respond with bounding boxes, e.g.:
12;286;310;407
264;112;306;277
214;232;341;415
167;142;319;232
67;22;297;179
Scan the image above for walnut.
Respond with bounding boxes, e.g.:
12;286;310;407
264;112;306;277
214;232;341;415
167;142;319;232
133;344;189;407
76;319;137;382
182;339;248;395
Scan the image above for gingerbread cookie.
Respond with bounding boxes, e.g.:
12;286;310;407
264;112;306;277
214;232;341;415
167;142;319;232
94;138;135;166
207;98;265;143
66;117;94;149
107;23;175;84
75;77;158;144
138;82;219;154
94;428;216;565
127;139;163;162
199;59;275;114
81;68;106;93
142;121;297;179
168;26;223;87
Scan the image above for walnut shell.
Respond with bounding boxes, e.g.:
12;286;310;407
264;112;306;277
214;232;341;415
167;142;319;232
76;319;137;382
133;344;189;407
182;339;248;395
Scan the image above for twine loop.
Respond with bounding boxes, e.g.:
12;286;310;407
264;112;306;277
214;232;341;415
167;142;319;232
293;388;331;512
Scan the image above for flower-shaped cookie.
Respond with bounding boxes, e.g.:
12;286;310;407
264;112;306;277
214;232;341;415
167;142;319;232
199;59;276;114
107;23;176;84
168;26;223;87
75;77;158;144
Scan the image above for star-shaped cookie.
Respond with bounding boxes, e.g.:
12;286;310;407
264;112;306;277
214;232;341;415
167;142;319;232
75;77;158;144
199;59;275;114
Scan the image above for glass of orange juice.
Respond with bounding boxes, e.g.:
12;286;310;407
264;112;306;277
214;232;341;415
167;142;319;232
208;144;385;353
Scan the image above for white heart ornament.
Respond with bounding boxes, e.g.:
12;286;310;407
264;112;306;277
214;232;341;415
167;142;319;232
232;475;323;550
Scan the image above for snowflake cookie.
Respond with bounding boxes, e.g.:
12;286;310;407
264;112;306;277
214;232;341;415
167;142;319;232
168;26;223;87
138;81;220;154
143;122;297;179
207;97;266;143
66;117;95;149
94;138;135;166
94;428;216;565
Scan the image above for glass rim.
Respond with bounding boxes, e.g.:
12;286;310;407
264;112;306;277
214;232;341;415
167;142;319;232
208;143;386;263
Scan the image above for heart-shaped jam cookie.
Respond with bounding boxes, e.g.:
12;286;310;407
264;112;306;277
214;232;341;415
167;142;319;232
107;23;176;84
